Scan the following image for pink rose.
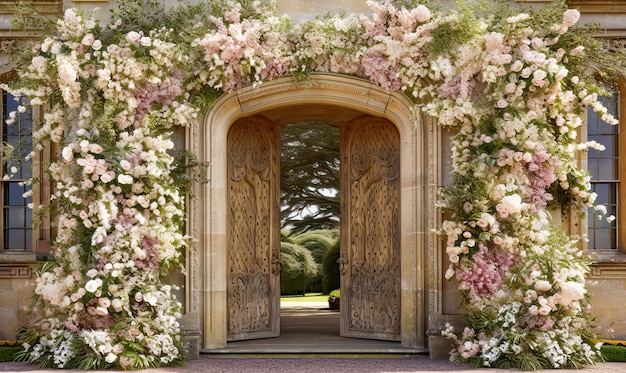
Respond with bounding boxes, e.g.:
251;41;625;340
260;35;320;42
563;9;580;27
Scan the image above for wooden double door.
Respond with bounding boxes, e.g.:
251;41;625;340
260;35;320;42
226;114;401;342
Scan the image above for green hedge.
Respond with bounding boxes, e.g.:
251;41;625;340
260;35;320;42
602;345;626;362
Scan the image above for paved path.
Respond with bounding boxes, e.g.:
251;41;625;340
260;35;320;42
2;356;626;372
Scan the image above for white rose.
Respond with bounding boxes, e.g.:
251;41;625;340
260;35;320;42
139;37;152;47
105;353;117;364
126;31;141;43
534;280;552;292
92;40;102;51
117;174;133;184
85;279;101;293
62;146;74;163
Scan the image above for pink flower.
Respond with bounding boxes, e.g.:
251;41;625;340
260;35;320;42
413;5;431;23
563;9;580;27
81;33;94;46
98;297;111;308
88;143;103;154
570;46;585;56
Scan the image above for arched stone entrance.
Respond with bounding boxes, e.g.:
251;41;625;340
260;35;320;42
187;74;442;351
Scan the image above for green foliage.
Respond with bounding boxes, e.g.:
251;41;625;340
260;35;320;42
9;0;58;34
171;150;209;199
290;229;338;292
328;289;340;299
602;345;626;362
280;242;318;295
428;2;484;57
292;230;337;263
0;345;22;362
322;238;341;294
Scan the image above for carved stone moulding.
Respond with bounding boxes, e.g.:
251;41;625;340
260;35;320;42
589;261;626;279
568;0;626;13
0;264;35;279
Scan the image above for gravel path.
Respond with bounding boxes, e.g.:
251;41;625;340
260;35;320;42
2;355;626;372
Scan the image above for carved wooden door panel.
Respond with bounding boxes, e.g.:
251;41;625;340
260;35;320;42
227;116;281;341
340;116;401;341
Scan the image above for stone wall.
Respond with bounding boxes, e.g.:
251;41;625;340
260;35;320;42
0;264;36;340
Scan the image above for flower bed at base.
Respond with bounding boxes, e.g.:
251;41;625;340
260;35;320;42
3;0;624;370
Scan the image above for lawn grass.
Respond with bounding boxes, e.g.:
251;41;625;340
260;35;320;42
280;293;328;303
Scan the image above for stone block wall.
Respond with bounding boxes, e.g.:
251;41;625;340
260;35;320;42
0;265;36;340
587;264;626;341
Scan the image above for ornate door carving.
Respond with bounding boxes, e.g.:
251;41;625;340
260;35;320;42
340;116;401;341
227;116;281;341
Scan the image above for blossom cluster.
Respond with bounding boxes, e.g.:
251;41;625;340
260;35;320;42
5;0;617;370
435;7;611;369
7;7;192;369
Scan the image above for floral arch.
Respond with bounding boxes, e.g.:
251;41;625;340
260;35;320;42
4;0;623;369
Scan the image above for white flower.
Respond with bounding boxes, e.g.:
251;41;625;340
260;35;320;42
496;194;523;218
57;62;77;83
105;353;117;363
535;280;552;292
140;37;152;47
559;281;586;306
120;159;131;171
61;146;74;163
88;143;103;154
85;278;102;293
117;174;133;184
92;40;102;51
414;5;431;23
126;31;141;43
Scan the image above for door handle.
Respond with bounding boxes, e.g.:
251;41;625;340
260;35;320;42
338;257;348;274
272;257;282;274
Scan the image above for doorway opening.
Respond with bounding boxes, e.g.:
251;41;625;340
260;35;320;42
224;105;407;352
279;120;341;341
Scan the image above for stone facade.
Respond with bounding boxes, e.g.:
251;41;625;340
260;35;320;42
0;0;625;360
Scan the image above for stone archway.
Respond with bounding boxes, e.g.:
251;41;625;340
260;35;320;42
188;74;439;351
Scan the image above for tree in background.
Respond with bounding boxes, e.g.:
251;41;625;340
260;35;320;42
281;122;339;235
